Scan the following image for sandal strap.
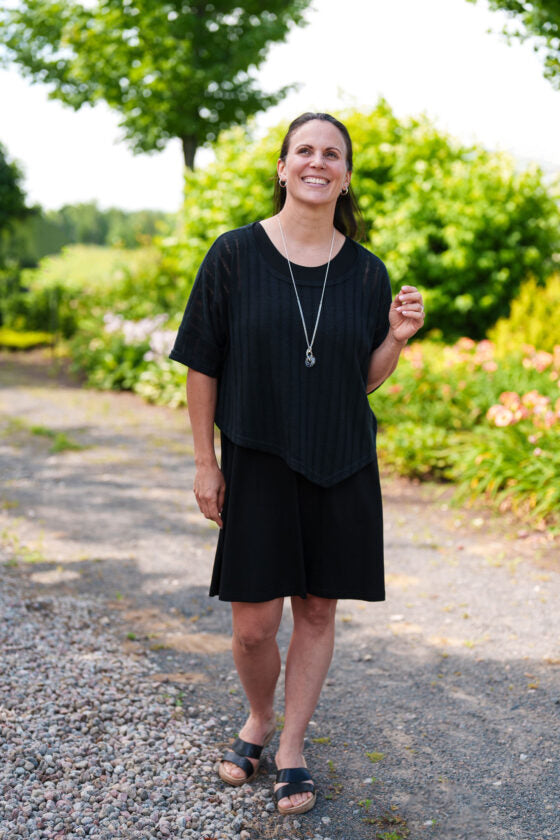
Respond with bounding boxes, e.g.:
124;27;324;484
221;750;254;777
231;737;264;759
274;780;315;802
275;767;312;784
274;767;314;803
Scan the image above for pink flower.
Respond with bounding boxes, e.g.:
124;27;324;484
533;351;553;372
456;337;476;350
533;448;543;456
482;361;498;372
487;405;515;427
499;391;521;409
522;390;549;410
388;384;402;395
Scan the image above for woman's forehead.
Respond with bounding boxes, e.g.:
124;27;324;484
288;120;347;153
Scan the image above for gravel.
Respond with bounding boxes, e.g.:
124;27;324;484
2;352;560;840
0;580;280;840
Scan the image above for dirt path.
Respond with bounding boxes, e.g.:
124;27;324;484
1;351;559;840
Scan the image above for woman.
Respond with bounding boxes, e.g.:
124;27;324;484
169;112;425;816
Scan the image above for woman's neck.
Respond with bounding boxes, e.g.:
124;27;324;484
276;200;337;248
259;203;345;268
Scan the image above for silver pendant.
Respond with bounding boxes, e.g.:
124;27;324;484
305;349;316;368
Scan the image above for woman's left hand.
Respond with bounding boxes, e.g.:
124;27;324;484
388;285;425;343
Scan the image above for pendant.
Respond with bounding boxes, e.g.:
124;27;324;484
305;348;316;368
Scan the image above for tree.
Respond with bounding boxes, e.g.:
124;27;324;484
167;102;560;339
467;0;560;89
0;142;29;238
0;0;311;169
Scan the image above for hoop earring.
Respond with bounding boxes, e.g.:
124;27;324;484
278;178;287;188
340;186;349;196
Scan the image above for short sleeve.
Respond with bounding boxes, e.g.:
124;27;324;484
169;236;230;377
369;260;393;354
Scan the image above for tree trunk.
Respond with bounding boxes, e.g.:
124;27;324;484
181;135;198;170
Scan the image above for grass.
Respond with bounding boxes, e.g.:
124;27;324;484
31;425;85;453
1;527;48;565
366;751;385;763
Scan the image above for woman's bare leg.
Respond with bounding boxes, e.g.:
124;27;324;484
221;598;284;780
274;595;337;809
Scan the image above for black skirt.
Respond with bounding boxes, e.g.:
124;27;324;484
209;433;385;603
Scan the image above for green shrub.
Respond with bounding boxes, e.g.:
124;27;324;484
0;243;175;337
489;273;560;354
0;327;54;350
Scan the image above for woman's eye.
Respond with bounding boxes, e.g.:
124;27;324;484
327;151;338;158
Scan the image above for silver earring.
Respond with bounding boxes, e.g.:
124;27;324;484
340;186;349;196
278;177;287;188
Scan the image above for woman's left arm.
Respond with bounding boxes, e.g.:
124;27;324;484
366;285;425;393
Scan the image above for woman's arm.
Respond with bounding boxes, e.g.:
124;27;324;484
366;284;425;393
366;331;407;393
187;368;226;528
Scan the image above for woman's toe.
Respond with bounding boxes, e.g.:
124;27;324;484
223;760;245;778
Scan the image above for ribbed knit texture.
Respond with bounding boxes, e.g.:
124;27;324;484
169;222;392;487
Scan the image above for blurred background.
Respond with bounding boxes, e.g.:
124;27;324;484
1;0;559;530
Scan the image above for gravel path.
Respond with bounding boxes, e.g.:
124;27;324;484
1;351;559;840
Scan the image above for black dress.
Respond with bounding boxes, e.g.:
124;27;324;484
169;222;392;603
209;432;385;602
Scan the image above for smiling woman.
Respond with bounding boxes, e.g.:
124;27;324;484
169;112;425;816
272;112;362;243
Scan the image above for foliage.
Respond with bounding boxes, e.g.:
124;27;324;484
372;338;560;528
0;201;175;267
167;103;560;340
467;0;560;89
0;141;29;238
0;327;54;350
0;0;311;168
0;244;170;335
68;311;186;405
488;273;560;354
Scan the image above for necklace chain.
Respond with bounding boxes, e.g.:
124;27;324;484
278;218;336;368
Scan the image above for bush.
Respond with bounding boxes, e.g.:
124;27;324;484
371;338;560;528
0;327;54;350
489;273;560;354
0;243;174;337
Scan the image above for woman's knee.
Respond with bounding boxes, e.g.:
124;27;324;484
232;599;283;652
292;595;337;632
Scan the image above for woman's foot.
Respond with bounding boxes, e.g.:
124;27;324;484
274;750;315;812
219;714;276;783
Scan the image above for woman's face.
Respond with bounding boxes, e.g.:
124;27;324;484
278;120;351;209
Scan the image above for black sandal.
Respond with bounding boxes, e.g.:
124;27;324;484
274;767;317;815
218;728;275;786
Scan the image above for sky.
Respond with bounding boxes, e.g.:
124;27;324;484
1;0;559;212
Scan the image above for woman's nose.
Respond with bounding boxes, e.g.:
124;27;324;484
310;152;325;167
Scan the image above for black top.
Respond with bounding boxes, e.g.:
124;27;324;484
169;222;392;486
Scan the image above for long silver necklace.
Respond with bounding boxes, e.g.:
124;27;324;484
278;218;335;368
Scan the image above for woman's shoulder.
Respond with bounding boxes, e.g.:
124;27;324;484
211;223;256;251
350;239;388;272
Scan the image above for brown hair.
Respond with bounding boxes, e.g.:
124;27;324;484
273;112;364;240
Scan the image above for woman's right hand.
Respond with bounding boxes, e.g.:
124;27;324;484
193;463;226;528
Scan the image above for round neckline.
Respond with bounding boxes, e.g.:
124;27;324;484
252;221;357;287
